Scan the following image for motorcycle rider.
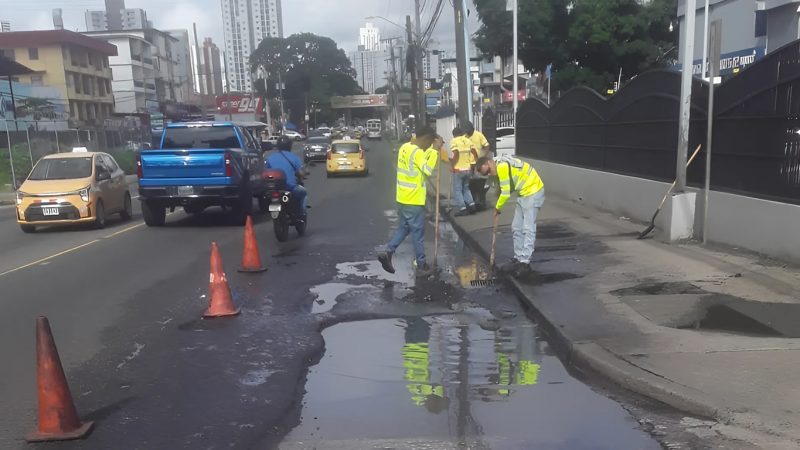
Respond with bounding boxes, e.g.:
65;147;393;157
265;135;307;222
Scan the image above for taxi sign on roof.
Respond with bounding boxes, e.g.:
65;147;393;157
72;147;89;153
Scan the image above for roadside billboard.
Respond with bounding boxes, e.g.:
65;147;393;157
330;94;387;109
216;95;264;115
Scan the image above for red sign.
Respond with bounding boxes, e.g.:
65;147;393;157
502;90;527;103
216;95;264;114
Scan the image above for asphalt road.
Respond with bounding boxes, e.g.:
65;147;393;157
0;140;676;449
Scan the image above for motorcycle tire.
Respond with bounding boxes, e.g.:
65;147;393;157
274;217;290;242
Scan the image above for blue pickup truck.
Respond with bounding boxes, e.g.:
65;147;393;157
137;122;268;226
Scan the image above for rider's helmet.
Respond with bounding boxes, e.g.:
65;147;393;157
276;135;293;151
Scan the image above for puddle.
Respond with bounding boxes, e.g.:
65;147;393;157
309;283;375;314
612;281;706;296
280;318;659;449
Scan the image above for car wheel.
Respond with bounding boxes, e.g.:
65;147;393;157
142;200;166;226
20;224;35;233
94;200;107;229
120;192;133;220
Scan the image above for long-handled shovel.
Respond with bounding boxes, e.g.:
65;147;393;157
637;144;703;239
433;163;441;267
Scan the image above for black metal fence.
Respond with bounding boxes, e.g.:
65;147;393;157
515;39;800;205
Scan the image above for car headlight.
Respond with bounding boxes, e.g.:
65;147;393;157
79;187;90;202
16;191;25;205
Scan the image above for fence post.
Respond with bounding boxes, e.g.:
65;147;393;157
482;108;497;155
25;127;32;165
4;120;16;190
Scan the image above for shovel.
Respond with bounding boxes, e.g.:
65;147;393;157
471;212;499;287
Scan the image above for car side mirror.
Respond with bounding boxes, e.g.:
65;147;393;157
96;170;111;181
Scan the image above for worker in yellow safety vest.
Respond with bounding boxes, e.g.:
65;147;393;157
465;122;491;210
379;127;441;276
449;126;479;216
475;155;545;276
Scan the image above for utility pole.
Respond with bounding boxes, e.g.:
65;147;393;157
511;0;518;119
222;51;232;121
414;0;426;126
406;15;419;123
453;0;470;124
676;0;697;192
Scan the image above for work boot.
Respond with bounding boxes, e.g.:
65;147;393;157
378;252;396;274
512;262;533;277
498;258;520;274
454;208;470;217
415;262;435;277
467;204;477;214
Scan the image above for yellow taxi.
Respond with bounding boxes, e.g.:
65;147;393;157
16;150;132;233
326;139;368;177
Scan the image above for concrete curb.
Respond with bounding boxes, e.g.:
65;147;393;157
429;186;731;422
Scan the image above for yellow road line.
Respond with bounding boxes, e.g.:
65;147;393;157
0;239;101;278
103;221;146;238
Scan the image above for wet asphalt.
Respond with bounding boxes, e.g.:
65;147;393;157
0;140;664;449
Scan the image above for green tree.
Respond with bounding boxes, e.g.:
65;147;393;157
251;33;362;124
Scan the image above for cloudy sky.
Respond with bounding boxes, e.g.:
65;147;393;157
0;0;481;55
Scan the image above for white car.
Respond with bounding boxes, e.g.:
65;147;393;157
316;127;332;138
283;130;305;141
495;127;515;157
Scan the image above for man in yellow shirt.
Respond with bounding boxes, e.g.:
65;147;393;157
465;122;491;210
379;127;441;276
449;126;479;216
475;155;545;276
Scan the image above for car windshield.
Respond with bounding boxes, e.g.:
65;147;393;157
307;137;329;144
333;143;359;154
28;157;93;180
161;126;240;149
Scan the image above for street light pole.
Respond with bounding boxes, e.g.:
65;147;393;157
676;0;698;192
512;0;519;119
414;0;426;125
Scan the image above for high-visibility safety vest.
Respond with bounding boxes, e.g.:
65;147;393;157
396;141;438;206
495;155;544;210
450;136;475;171
403;342;444;406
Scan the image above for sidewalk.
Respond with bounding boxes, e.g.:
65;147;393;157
433;165;800;447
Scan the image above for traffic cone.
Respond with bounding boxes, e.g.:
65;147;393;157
204;242;240;318
238;216;267;273
27;316;94;442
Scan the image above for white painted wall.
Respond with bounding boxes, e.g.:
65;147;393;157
528;159;800;263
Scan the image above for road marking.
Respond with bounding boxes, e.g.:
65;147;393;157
104;221;145;238
0;239;101;278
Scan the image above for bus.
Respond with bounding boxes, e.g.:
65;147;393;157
366;119;382;140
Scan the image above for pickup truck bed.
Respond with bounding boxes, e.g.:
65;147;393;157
137;123;266;226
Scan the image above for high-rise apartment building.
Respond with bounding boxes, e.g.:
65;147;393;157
358;23;381;51
423;50;446;81
85;0;150;32
349;45;389;94
167;30;195;104
221;0;283;93
192;38;223;97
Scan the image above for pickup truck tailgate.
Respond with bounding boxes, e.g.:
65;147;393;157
140;149;227;180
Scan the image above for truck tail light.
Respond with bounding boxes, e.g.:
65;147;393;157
136;153;143;178
224;151;233;177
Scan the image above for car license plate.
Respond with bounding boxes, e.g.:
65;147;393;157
178;186;193;196
268;204;281;212
42;206;59;216
338;161;351;166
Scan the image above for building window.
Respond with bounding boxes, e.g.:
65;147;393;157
28;48;39;60
30;75;43;86
0;49;15;60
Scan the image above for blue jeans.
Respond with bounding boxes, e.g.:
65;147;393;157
512;189;545;264
451;171;474;210
387;204;426;265
291;185;307;218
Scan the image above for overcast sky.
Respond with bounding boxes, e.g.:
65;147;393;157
0;0;481;55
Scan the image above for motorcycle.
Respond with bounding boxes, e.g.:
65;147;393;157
261;169;307;242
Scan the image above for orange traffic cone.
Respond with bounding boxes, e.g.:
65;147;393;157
204;242;240;318
27;316;94;442
238;216;267;273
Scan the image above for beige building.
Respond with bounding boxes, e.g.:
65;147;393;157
0;30;117;128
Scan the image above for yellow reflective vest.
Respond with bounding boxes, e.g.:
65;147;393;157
495;156;544;210
396;141;438;206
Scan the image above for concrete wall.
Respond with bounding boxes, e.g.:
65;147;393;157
678;0;762;61
767;4;800;52
529;159;800;263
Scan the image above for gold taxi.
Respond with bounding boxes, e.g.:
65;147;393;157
16;150;132;233
326;139;368;177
